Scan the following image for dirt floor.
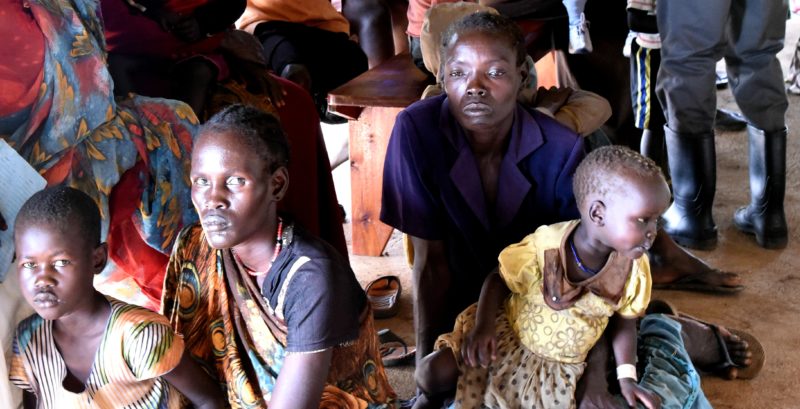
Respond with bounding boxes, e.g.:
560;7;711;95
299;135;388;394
332;17;800;408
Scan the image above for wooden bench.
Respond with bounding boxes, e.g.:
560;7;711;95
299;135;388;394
328;52;432;256
328;50;560;256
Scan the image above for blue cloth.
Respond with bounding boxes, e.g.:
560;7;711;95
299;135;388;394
380;94;583;313
635;314;712;409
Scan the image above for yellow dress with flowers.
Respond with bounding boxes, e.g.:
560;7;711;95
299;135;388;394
435;220;651;409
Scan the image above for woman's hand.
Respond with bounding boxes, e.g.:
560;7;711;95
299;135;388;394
619;379;661;409
220;30;287;107
461;322;497;368
533;86;573;115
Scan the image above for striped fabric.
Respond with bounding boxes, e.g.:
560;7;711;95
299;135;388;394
631;42;663;130
10;298;185;409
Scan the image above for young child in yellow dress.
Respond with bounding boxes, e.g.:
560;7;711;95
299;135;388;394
413;145;670;409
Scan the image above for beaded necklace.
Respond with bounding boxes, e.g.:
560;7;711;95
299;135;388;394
569;236;600;276
235;217;284;277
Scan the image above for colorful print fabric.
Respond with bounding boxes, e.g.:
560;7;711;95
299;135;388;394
10;297;185;409
161;224;396;408
0;0;199;299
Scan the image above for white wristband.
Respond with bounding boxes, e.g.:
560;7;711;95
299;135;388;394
616;364;638;381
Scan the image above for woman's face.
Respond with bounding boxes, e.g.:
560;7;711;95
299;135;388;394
190;130;277;249
442;31;525;135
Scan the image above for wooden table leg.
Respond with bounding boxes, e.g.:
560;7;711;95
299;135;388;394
349;106;401;256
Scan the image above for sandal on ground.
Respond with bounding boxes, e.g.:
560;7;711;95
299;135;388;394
378;328;416;367
671;308;765;380
366;275;402;319
703;324;765;380
652;270;744;294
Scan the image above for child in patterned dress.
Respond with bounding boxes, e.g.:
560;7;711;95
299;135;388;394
9;186;224;409
413;146;670;409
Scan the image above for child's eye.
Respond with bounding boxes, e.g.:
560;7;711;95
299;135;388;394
53;260;70;267
21;262;36;269
449;70;464;78
193;177;209;187
488;69;505;78
226;177;246;186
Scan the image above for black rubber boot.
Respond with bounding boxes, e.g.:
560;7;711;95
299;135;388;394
640;128;670;182
662;127;718;250
733;126;788;249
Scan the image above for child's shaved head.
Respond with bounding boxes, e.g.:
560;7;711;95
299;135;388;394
573;145;666;208
15;186;102;247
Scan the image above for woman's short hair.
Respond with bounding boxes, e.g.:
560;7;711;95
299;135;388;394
440;12;527;69
200;104;290;173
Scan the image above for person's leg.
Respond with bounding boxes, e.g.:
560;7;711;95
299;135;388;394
283;26;367;123
301;30;369;95
671;315;754;379
342;0;395;67
726;0;789;248
388;0;409;54
171;57;217;116
564;0;592;54
787;36;800;94
636;315;713;408
563;0;588;25
280;64;312;93
412;348;460;409
656;0;729;250
648;232;742;291
254;22;312;93
630;41;668;176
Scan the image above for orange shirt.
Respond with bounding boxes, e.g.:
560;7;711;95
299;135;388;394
406;0;466;37
236;0;349;35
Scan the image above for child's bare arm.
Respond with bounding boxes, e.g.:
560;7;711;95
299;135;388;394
163;352;225;409
609;314;661;409
462;270;510;368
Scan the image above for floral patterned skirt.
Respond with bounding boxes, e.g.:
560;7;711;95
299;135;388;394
435;304;586;409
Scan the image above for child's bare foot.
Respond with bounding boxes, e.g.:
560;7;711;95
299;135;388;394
648;234;743;293
675;315;763;380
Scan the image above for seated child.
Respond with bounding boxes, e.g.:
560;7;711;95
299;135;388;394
9;186;224;409
102;0;249;116
236;0;369;123
412;146;671;409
